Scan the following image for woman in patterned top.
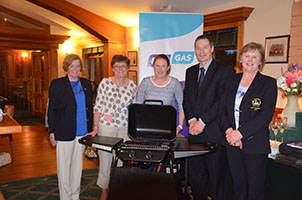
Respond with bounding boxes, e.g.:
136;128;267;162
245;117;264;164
88;54;137;200
136;54;184;136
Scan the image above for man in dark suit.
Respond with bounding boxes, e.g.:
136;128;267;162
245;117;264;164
183;35;234;200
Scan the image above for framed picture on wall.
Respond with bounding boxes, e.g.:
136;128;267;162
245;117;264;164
127;51;137;66
128;70;137;84
265;35;290;63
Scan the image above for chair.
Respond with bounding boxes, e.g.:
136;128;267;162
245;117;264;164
1;105;15;158
15;80;24;107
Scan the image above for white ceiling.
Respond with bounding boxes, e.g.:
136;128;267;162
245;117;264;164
0;0;237;38
66;0;238;27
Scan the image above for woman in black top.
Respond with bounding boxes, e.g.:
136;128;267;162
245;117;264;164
48;54;93;200
219;42;277;200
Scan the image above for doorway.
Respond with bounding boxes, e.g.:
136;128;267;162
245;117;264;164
83;46;104;86
31;51;49;117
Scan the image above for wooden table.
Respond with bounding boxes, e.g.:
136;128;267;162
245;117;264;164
0;114;22;135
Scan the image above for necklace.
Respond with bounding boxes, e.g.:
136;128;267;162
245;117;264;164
72;81;82;94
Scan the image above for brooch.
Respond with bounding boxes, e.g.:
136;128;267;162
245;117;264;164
251;98;261;111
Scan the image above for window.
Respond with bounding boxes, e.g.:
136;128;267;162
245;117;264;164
83;46;104;85
205;28;237;71
203;7;254;72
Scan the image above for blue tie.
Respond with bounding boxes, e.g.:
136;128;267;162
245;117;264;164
198;67;205;89
195;67;205;99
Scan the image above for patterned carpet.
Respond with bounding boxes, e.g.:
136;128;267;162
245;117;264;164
13;108;45;126
0;168;100;200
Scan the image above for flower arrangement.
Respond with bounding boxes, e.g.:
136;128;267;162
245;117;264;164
277;64;302;96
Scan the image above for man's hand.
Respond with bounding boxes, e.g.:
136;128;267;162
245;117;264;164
49;133;57;147
189;120;205;135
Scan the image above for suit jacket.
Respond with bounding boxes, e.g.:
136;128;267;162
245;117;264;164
219;72;277;154
48;75;93;141
183;59;234;144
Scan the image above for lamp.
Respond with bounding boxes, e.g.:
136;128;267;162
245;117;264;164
22;52;28;58
62;40;73;54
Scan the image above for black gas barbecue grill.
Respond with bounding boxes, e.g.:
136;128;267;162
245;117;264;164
118;102;176;164
79;101;216;199
79;101;216;165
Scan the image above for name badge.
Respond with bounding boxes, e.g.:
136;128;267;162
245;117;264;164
250;98;261;111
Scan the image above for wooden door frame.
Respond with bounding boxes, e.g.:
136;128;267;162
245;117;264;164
31;51;49;117
204;7;254;72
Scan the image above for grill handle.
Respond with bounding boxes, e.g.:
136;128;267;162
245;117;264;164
143;99;163;105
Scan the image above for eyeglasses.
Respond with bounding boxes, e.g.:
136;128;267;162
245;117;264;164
113;65;128;69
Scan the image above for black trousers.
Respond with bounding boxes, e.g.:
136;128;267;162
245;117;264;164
226;147;268;200
188;144;226;200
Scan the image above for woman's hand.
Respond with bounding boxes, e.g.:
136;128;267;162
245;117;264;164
176;124;183;134
49;133;57;147
233;140;243;149
86;124;98;136
226;130;243;146
225;127;233;135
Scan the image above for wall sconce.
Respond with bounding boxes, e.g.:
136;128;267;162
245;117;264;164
62;40;73;54
22;52;28;58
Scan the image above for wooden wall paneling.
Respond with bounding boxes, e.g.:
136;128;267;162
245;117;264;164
0;55;7;97
289;1;302;66
82;51;89;79
47;49;58;84
103;42;126;78
236;21;244;72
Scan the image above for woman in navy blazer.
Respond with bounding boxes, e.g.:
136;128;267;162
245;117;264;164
48;54;93;200
219;42;277;200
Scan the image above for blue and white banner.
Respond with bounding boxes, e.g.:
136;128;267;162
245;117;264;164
139;12;203;136
139;12;204;82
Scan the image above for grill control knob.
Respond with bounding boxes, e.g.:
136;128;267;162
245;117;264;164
129;150;136;158
145;151;153;160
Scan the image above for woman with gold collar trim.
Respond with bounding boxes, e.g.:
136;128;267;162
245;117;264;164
219;42;277;200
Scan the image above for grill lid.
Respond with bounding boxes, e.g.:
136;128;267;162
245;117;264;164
128;103;177;141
